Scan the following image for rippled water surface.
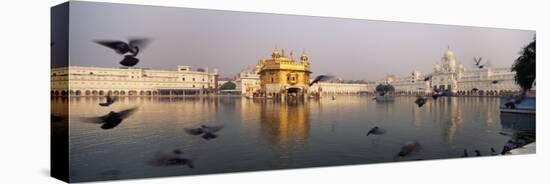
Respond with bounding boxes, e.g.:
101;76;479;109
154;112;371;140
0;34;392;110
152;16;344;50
51;96;534;182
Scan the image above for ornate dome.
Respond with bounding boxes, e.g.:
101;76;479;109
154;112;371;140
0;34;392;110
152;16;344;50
300;53;308;61
445;49;454;59
434;64;441;72
443;47;457;71
272;49;280;59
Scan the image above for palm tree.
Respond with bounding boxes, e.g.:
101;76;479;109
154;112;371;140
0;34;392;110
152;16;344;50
512;37;536;92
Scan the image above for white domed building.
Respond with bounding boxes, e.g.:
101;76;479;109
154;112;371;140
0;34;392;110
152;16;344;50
376;47;522;96
430;47;463;93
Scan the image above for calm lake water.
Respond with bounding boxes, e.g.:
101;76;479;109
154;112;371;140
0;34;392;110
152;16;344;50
51;96;534;182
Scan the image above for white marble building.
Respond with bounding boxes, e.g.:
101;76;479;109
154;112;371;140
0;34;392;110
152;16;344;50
377;48;522;95
234;70;261;96
51;65;219;96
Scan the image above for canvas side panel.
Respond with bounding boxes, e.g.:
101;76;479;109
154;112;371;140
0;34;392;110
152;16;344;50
50;1;70;183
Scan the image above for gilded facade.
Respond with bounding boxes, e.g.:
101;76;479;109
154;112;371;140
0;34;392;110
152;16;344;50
256;49;311;98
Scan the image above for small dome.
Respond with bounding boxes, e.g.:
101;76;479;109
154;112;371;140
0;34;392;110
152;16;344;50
300;54;308;61
445;49;454;57
434;64;441;72
272;49;280;58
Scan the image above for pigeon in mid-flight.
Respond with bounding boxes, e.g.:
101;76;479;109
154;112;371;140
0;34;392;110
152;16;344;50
414;96;427;107
95;38;151;67
149;149;195;169
423;75;432;81
366;126;387;136
184;125;225;140
432;89;444;100
309;75;335;86
397;141;422;157
81;107;138;129
473;57;491;69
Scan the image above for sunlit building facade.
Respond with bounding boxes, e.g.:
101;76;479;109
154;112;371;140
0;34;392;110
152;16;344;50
377;48;522;95
51;65;219;96
256;49;311;98
235;70;261;97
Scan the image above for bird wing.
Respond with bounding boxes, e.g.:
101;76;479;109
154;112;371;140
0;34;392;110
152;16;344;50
375;127;387;134
184;128;204;135
116;107;139;119
202;125;224;133
423;75;432;81
94;40;128;54
79;116;106;124
310;75;335;86
128;38;151;50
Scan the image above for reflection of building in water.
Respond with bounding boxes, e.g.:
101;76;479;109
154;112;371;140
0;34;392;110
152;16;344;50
376;47;522;95
51;65;219;96
259;101;310;144
256;49;311;98
432;97;464;143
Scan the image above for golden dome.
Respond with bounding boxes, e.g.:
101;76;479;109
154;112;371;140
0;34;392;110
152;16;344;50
272;49;280;59
300;51;309;62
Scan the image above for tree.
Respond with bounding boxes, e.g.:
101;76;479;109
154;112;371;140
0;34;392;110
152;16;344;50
219;81;236;90
375;84;395;96
512;37;536;92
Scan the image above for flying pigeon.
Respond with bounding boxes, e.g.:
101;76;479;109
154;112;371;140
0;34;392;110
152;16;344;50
81;107;138;129
95;38;151;67
415;96;427;107
184;124;225;140
150;149;195;169
398;141;422;157
309;75;335;86
366;126;387;136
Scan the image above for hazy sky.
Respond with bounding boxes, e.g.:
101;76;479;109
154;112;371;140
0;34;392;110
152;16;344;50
67;1;534;80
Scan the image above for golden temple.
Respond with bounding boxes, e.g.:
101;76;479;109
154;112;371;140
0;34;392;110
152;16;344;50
254;48;311;98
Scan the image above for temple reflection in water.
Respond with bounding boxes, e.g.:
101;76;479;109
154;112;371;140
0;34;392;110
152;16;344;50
258;100;311;145
60;95;527;181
